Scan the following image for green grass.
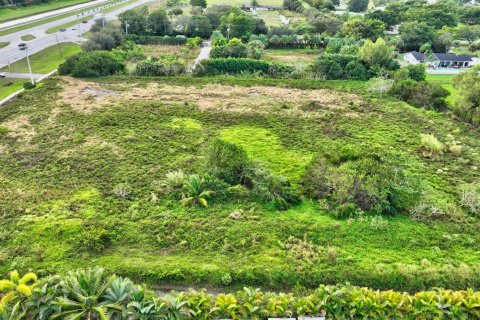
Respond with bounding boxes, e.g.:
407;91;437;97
426;74;457;105
0;0;120;36
0;77;24;100
0;0;94;23
20;34;36;41
0;42;81;73
0;42;9;49
46;0;137;34
1;76;480;292
264;48;322;67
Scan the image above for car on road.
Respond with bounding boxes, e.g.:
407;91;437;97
60;28;66;32
0;72;6;78
82;20;88;23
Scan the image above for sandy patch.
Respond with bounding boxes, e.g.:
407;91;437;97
57;78;119;113
2;115;35;143
58;136;123;158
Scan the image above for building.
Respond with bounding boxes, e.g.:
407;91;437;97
404;51;475;68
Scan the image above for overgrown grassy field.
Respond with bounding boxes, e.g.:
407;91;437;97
1;76;480;292
0;42;81;74
142;44;200;66
0;0;93;23
264;48;322;67
0;77;24;100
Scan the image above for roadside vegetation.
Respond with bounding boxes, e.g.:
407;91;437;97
1;0;480;317
1;42;81;73
0;77;24;100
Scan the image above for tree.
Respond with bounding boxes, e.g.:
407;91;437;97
456;25;480;45
366;10;400;28
399;21;437;51
185;15;213;38
341;18;385;41
118;9;147;35
205;4;231;29
453;65;480;126
309;14;343;35
82;27;124;51
437;31;453;53
359;38;394;68
404;3;458;29
347;0;369;12
254;18;267;34
460;6;480;25
147;9;170;35
190;0;207;8
219;7;256;39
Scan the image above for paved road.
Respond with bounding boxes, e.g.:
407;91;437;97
194;41;211;66
0;0;111;31
2;72;46;80
0;0;153;71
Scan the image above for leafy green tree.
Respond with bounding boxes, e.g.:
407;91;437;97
58;51;125;78
399;21;437;51
309;14;343;35
359;38;394;68
341;18;385;41
185;15;213;38
147;9;171;35
453;65;480;126
190;0;207;8
460;6;480;25
366;10;400;28
205;4;231;29
456;25;480;45
118;9;147;35
220;7;256;39
181;175;213;207
205;139;250;185
52;268;123;320
347;0;369;12
404;3;458;29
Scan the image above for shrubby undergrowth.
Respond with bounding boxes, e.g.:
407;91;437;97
2;268;480;319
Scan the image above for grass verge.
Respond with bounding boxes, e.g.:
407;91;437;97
20;34;36;41
0;77;24;100
0;42;81;73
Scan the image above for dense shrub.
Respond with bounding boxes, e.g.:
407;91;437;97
125;34;188;45
134;58;186;76
2;269;480;319
204;139;250;185
195;58;294;77
58;51;125;78
310;54;369;80
302;146;420;216
390;79;449;111
82;27;124;51
211;38;249;58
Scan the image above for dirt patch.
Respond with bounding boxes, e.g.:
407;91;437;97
120;83;362;117
56;78;363;117
57;78;120;113
2;115;36;143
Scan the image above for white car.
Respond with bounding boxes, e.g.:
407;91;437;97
0;72;6;78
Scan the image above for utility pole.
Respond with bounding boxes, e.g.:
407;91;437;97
19;44;34;85
55;34;63;57
125;21;129;34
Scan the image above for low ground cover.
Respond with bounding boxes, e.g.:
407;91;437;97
142;44;200;66
0;42;80;73
264;48;322;67
0;76;479;291
0;77;24;100
20;34;36;41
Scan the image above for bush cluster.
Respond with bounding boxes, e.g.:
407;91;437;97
302;146;420;217
134;58;187;76
125;34;188;45
58;51;125;78
195;58;294;77
2;268;480;319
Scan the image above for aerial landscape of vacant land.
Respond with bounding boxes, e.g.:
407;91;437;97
1;0;480;318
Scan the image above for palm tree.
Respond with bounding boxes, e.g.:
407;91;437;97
51;268;123;320
180;175;213;208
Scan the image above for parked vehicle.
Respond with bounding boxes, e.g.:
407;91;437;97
0;72;6;78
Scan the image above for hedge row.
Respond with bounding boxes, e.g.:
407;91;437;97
195;58;295;77
1;268;480;319
125;34;188;45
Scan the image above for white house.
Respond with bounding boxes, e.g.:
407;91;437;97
404;51;475;68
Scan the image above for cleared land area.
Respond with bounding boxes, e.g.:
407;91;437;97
1;76;479;291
